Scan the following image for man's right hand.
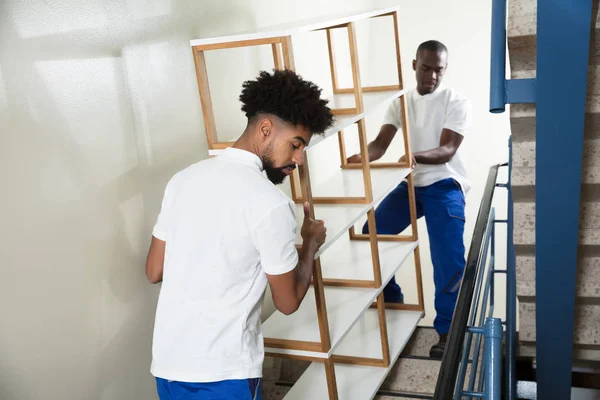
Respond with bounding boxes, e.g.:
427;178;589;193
300;202;327;251
346;153;363;164
346;144;384;164
346;125;397;164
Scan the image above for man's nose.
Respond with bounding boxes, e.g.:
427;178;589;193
293;153;303;166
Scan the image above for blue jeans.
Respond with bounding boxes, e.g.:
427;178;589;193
156;377;262;400
362;178;466;334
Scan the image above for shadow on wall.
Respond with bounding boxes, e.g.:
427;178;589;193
0;1;256;399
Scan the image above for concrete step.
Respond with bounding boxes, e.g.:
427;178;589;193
400;326;439;357
380;357;440;394
262;382;291;400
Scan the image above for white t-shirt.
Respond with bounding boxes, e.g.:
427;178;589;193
382;84;473;194
150;147;298;383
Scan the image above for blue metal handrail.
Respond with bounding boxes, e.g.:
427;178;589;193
432;160;516;400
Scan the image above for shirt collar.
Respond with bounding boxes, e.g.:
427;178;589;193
219;147;263;171
413;83;446;99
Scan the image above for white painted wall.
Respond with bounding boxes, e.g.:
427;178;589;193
0;0;510;399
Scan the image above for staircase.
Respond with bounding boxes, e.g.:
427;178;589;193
507;0;600;360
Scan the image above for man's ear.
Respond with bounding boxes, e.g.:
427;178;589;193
258;118;274;142
412;59;417;71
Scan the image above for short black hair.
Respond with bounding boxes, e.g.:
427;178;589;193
239;69;334;135
416;40;448;58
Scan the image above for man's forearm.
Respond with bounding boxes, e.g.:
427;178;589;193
367;141;387;161
294;243;317;303
414;145;455;165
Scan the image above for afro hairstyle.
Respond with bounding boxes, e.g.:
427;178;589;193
239;69;334;135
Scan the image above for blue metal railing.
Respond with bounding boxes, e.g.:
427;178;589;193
453;199;512;400
433;163;515;400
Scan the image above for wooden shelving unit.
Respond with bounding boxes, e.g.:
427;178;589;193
190;6;425;399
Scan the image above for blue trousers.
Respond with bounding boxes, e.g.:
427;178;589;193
362;178;466;334
156;377;262;400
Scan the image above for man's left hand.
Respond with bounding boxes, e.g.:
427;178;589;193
399;154;417;169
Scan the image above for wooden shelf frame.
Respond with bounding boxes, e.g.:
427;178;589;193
307;11;408;204
189;7;424;400
325;11;402;103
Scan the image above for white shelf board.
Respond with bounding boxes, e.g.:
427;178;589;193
307;90;406;149
320;239;417;282
264;285;374;359
262;238;417;358
189;6;399;47
310;168;408;199
333;308;422;359
282;309;422;400
295;167;411;259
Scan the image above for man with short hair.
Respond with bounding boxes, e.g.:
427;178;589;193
347;40;472;359
146;69;334;399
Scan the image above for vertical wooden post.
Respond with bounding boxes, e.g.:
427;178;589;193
347;22;364;113
272;42;284;69
324;358;339;400
376;292;391;367
356;119;374;203
365;209;382;286
298;149;338;400
328;28;347;167
392;11;404;90
297;150;332;351
281;36;302;202
192;48;218;149
337;130;348;167
348;23;370;203
326;28;339;94
281;35;295;69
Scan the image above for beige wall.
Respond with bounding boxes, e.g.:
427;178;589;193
0;0;509;399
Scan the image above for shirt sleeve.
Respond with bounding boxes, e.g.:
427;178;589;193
152;176;177;241
251;201;299;276
444;95;472;137
381;98;403;130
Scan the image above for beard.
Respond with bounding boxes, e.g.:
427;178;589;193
262;143;296;185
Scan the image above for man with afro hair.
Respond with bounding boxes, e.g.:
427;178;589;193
145;68;334;400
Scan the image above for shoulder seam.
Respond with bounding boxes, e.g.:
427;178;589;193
249;199;294;233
